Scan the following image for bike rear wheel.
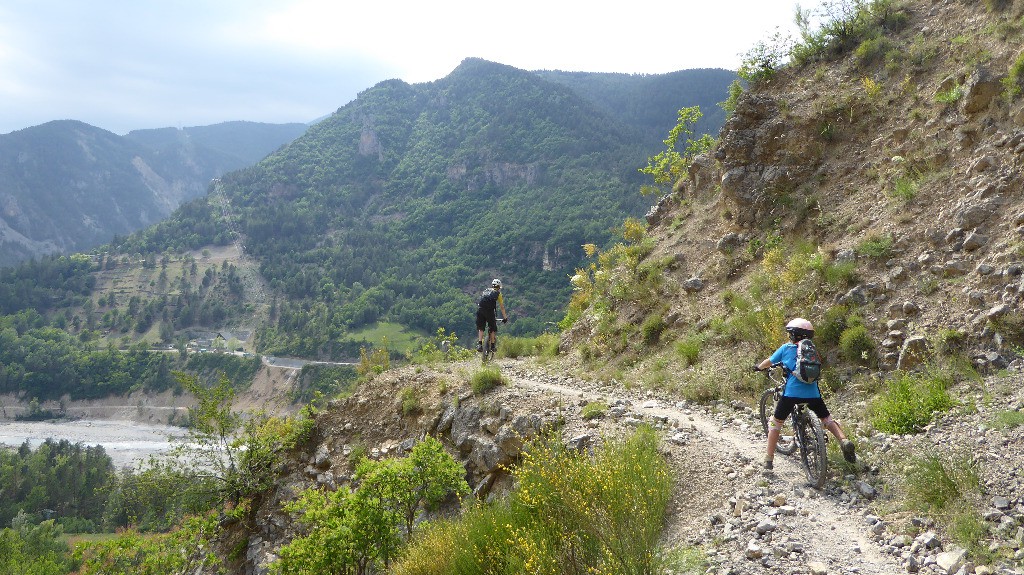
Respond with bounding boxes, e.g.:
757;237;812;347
758;388;796;455
481;333;495;362
794;411;828;488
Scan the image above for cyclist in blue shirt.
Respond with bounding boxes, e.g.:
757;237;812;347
755;318;856;470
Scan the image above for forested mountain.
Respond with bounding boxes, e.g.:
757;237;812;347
0;58;734;372
535;68;734;146
0;120;307;266
203;59;732;355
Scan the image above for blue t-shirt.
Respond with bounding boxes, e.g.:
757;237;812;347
769;342;821;398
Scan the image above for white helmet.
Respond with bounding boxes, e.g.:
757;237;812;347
491;278;502;288
785;317;814;339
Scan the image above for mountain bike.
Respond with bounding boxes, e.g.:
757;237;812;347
480;317;507;363
481;333;496;362
757;363;828;488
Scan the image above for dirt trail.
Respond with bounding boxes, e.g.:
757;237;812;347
502;363;904;575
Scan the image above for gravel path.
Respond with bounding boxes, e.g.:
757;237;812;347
503;363;910;575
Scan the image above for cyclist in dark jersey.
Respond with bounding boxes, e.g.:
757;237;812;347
476;279;507;352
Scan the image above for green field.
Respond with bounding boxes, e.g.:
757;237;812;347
342;322;426;355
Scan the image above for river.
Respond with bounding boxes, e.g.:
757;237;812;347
0;419;185;468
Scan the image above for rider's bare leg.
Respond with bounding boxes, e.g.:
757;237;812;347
766;418;784;465
823;416;857;462
821;416;847;441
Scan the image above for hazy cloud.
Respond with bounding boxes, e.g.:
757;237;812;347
0;0;822;135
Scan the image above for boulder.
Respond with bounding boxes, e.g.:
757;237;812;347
935;548;967;575
961;68;1002;114
897;336;929;371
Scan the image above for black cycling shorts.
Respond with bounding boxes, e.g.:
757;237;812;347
773;396;831;421
476;309;497;333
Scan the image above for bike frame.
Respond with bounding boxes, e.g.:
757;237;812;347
760;363;828;488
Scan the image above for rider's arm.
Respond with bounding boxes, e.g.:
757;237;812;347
756;344;787;371
498;293;507;319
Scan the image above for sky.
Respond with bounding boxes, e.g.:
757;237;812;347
0;0;827;136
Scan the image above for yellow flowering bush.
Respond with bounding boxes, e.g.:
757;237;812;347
392;426;672;575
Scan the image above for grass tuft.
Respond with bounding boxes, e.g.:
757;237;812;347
469;367;505;395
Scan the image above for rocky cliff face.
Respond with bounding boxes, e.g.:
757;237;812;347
641;0;1024;375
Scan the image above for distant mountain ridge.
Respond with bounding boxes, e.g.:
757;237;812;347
184;58;736;350
0;120;308;266
535;68;734;146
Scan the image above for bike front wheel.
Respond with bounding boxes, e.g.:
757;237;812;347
758;388;796;455
794;412;828;488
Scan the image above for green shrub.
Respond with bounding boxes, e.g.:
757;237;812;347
410;328;475;364
392;427;672;575
581;401;608;420
348;443;368;465
76;513;223;575
791;0;909;65
818;120;837;141
470;367;504;395
991;409;1024;429
738;34;790;84
400;387;422;416
641;314;668;346
579;343;596;363
659;546;709;574
854;35;893;65
293;364;357;403
719;79;745;118
934;329;966;355
871;371;954;434
675;365;729;404
935;84;964;104
675;334;702;367
917;275;940;295
839;324;873;363
500;334;560;359
855;234;893;258
273;437;469;575
901;449;988;558
357;342;390;378
0;517;74;575
989;312;1024;346
1003;51;1024;100
822;260;858;287
889;174;919;202
949;510;993;563
816;305;851;348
